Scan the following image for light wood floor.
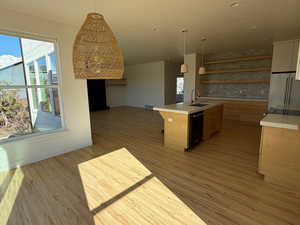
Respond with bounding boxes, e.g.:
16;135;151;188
1;106;300;225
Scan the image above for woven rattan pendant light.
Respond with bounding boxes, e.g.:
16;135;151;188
73;13;124;79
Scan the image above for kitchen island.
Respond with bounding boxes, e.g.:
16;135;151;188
259;114;300;191
154;101;223;151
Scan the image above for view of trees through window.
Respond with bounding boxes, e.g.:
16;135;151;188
0;33;62;141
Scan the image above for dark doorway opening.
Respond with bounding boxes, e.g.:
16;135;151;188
87;80;109;112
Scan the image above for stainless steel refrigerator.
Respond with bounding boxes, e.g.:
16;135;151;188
268;72;300;115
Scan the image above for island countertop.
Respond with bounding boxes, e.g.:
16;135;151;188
153;101;223;114
260;114;300;130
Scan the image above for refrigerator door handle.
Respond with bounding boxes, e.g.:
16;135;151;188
284;77;290;114
288;77;294;107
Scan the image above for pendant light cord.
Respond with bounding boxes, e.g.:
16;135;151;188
202;44;204;66
182;29;188;57
201;38;206;66
184;31;186;56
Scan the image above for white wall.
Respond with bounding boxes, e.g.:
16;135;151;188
106;61;179;108
164;62;178;105
183;53;201;103
125;61;165;108
106;86;125;107
0;8;92;171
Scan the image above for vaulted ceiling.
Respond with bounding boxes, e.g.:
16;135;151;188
1;0;300;64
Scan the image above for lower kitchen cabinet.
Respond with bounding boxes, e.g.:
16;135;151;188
159;111;190;151
203;105;223;140
259;126;300;192
158;104;224;151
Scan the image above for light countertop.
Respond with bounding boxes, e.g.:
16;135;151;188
153;101;223;114
260;114;300;130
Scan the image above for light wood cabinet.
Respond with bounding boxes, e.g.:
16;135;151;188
199;97;268;124
159;111;190;150
159;104;223;150
203;105;223;140
259;126;300;191
272;40;299;73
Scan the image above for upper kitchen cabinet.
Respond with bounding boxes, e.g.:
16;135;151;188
272;40;299;73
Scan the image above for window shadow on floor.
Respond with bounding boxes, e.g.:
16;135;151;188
91;174;154;215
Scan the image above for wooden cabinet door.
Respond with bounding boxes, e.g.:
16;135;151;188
258;127;265;174
203;110;213;140
160;111;189;150
259;126;300;190
215;105;223;131
272;40;299;73
203;105;223;140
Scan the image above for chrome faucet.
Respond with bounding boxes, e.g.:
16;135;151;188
191;88;201;103
191;89;195;103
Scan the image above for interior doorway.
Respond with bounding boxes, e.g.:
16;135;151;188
176;76;184;103
87;80;109;112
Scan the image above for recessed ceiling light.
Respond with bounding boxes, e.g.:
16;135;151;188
250;25;257;30
230;1;239;8
181;29;188;33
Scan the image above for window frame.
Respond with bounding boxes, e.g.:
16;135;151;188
0;29;66;144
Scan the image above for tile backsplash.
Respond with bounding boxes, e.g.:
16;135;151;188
200;50;272;99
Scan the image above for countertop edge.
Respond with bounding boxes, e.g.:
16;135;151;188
260;114;300;130
260;121;299;130
154;102;223;115
153;107;189;114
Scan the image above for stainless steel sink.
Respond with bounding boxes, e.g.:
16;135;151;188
191;103;208;107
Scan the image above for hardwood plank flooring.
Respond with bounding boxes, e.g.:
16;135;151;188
1;106;299;225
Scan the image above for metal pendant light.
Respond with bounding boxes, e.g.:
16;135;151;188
73;1;124;79
198;38;207;75
180;29;188;73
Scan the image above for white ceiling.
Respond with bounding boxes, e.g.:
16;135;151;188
1;0;300;64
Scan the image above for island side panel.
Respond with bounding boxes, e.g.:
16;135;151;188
259;126;300;191
159;111;190;151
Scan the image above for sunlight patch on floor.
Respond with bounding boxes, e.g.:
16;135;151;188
0;168;24;225
78;148;207;225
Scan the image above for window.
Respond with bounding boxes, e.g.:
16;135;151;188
176;76;184;103
27;62;38;109
37;57;48;85
0;33;63;142
49;52;58;84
